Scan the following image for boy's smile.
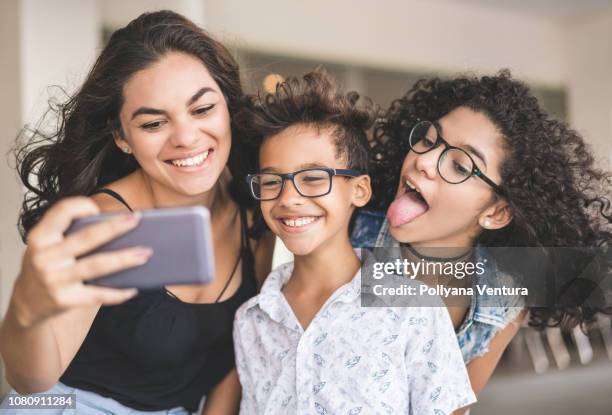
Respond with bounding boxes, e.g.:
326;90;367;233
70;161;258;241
276;214;323;233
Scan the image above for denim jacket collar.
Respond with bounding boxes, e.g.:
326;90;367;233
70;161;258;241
375;216;513;329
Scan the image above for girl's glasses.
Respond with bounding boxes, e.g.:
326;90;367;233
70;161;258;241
408;120;505;195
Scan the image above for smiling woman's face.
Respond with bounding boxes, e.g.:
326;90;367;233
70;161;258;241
386;106;508;248
116;51;232;198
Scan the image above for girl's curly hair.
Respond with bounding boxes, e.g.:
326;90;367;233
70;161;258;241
369;70;612;330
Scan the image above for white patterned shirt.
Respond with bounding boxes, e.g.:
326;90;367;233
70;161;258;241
233;261;477;415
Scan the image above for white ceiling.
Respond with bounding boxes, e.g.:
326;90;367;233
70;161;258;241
437;0;612;20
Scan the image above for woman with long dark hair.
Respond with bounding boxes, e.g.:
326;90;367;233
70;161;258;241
0;10;273;414
352;70;611;413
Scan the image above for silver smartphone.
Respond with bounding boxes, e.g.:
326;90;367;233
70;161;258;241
66;206;215;289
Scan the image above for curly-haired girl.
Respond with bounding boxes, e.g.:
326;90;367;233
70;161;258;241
351;70;612;411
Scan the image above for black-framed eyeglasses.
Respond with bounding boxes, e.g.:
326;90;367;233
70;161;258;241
408;120;505;195
246;168;363;201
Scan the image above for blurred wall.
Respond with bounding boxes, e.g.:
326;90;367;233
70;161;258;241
0;0;23;396
204;0;566;87
565;9;612;164
20;0;100;123
101;0;205;28
0;0;100;394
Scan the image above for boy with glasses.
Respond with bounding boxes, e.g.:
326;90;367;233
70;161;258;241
233;71;476;414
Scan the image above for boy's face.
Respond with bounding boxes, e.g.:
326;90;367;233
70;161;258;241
258;125;371;256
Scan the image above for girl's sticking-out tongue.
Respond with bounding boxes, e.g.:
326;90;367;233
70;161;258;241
386;190;429;227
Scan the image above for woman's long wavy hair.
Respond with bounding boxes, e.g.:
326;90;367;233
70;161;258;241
15;10;253;239
370;70;612;330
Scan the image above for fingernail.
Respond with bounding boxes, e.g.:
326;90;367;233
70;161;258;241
135;246;153;258
119;211;142;223
125;288;138;297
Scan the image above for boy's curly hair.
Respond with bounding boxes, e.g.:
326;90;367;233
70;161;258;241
234;69;377;174
369;70;612;330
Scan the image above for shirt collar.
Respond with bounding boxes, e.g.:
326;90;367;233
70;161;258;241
246;262;293;326
248;254;363;324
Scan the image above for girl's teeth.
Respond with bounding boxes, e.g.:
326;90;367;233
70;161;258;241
405;180;418;192
282;217;317;227
171;151;209;167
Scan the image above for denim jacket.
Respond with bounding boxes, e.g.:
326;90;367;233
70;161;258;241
351;209;524;363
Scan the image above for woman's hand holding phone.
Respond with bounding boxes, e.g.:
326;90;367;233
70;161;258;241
11;196;152;329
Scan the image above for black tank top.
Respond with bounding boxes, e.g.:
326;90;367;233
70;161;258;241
60;189;258;412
